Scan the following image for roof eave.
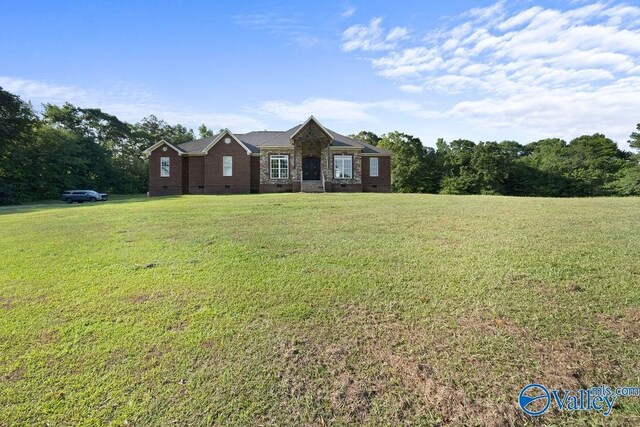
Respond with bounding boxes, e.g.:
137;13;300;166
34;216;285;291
202;129;252;155
289;115;334;142
142;139;185;156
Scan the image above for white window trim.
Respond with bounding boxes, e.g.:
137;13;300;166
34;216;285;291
270;155;289;179
160;157;170;177
223;156;233;177
334;155;353;179
370;157;379;177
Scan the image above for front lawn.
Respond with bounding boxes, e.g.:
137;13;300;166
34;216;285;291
1;194;638;425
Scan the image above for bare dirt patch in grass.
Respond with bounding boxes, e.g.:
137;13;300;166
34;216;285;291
128;292;165;304
37;330;59;344
271;304;623;426
130;294;151;304
4;367;24;382
274;306;524;425
143;346;167;365
0;296;15;309
460;307;620;392
598;308;640;340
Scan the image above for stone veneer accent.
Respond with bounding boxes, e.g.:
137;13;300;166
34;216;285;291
260;149;295;186
259;146;363;188
328;149;362;185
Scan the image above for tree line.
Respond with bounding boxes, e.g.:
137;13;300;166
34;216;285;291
1;86;638;204
350;126;640;197
0;87;218;204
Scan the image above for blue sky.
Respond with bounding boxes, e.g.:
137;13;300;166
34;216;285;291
2;0;640;148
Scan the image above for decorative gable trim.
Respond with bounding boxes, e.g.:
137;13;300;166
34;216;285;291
143;140;184;156
290;115;334;142
202;129;252;155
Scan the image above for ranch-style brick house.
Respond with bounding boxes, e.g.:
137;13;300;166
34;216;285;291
143;116;391;195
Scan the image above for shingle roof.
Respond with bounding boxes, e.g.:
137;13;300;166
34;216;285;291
177;135;218;153
173;120;391;155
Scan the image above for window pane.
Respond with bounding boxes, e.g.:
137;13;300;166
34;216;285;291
335;155;352;179
160;157;170;177
223;156;232;176
270;155;288;179
370;158;379;177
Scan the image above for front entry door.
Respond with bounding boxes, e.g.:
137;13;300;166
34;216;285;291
303;157;321;180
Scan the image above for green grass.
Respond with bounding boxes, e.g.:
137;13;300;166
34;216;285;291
1;194;639;426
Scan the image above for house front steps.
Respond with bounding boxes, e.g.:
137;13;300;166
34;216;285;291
301;180;325;193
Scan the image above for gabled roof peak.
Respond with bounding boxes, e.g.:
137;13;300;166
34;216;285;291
144;117;391;156
202;129;252;155
290;116;334;141
142;139;185;156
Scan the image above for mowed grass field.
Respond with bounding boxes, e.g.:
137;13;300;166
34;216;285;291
1;194;639;426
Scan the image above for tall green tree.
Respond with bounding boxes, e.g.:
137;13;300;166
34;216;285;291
564;134;625;196
0;87;36;153
606;124;640;196
43;103;137;192
437;139;476;194
349;131;381;146
629;124;640;150
470;141;515;194
516;138;570;196
378;131;438;193
0;88;37;203
198;124;214;138
133;115;194;144
9;126;112;200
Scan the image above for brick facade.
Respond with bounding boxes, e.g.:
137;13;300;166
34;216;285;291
250;156;260;193
361;156;392;192
146;118;391;195
149;143;183;196
188;156;205;194
203;132;251;194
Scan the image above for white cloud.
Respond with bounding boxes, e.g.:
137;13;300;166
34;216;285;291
399;84;424;93
260;97;443;122
464;0;507;25
261;98;373;121
0;76;87;102
447;77;640;145
497;6;544;31
0;76;265;132
341;6;356;18
341;17;409;52
342;1;640;147
386;27;410;42
232;12;321;48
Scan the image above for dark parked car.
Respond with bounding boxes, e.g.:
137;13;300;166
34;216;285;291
61;190;108;204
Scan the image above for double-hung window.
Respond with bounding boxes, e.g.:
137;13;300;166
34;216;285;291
160;157;170;177
334;155;352;179
270;155;289;179
370;157;379;177
223;156;233;176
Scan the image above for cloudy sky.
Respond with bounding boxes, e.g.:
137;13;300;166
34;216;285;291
2;0;640;148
